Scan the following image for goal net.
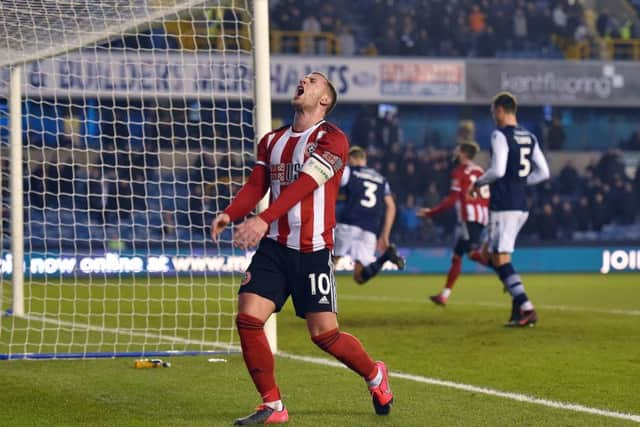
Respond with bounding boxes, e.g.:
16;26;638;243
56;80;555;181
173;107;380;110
0;0;263;359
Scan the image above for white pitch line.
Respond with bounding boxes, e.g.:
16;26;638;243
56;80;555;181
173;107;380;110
338;295;640;316
20;314;239;352
278;351;640;424
13;314;640;423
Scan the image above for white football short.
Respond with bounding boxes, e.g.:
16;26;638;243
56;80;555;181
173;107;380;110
333;223;377;265
487;210;529;254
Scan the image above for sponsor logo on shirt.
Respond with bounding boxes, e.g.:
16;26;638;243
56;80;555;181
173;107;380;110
270;163;302;184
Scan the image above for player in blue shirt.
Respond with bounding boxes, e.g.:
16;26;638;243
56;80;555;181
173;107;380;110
470;92;550;327
334;146;405;284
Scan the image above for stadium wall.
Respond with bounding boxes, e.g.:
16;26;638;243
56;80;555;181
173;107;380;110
2;247;639;277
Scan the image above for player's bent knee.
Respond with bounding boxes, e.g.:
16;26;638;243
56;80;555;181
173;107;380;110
311;328;340;352
236;313;265;330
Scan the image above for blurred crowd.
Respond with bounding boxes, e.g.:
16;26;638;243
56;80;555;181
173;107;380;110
3;0;640;252
270;0;638;59
3;112;639;252
350;109;640;246
96;0;640;60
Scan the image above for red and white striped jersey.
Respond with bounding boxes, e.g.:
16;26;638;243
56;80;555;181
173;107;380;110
450;162;490;225
257;120;348;253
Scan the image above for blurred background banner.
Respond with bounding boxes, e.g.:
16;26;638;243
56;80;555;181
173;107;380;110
0;54;465;103
272;56;465;102
0;52;254;99
2;247;638;276
467;60;640;106
10;54;640;106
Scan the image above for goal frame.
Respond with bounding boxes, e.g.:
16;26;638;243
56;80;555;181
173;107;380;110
1;0;276;359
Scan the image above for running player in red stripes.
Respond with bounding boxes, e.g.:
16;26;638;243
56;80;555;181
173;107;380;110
211;72;393;425
417;140;490;306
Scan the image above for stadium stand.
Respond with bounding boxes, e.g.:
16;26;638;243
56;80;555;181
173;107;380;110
3;1;639;252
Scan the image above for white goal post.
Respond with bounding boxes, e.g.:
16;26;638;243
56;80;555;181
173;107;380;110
0;0;275;359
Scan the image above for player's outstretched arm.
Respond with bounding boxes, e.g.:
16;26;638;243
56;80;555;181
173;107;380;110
421;191;458;217
416;207;432;217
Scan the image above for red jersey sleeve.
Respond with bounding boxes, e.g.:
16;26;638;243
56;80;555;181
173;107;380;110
428;169;460;216
222;134;270;221
300;124;348;185
450;167;463;192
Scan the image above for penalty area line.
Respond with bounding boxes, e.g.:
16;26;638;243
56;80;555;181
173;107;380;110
278;351;640;424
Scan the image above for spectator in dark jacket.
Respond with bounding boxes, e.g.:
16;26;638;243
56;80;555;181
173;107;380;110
537;203;558;240
574;196;592;231
590;192;610;231
546;117;566;150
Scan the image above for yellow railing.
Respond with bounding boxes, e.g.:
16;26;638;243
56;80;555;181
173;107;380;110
560;38;640;60
560;40;588;60
602;38;640;59
270;30;340;55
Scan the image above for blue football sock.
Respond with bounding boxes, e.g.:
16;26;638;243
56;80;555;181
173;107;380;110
496;263;529;308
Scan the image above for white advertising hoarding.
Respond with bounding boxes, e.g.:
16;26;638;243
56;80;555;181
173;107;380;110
0;53;466;103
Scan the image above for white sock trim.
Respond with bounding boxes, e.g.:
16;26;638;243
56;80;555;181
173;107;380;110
520;301;534;311
366;366;383;387
264;400;283;411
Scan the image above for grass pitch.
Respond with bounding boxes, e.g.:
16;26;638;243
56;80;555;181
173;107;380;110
1;273;639;426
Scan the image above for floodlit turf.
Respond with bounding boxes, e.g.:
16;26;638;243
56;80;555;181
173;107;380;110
1;273;639;426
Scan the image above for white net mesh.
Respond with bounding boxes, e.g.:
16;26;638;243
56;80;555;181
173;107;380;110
0;0;255;358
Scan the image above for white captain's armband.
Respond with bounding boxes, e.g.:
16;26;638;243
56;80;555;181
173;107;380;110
301;152;342;185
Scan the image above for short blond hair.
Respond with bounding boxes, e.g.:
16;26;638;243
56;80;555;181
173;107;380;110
311;71;338;115
348;145;366;160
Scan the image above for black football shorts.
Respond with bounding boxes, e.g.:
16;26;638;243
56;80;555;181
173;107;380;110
239;238;337;318
454;221;486;256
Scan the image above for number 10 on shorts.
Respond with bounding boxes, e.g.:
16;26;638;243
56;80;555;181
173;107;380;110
308;273;331;295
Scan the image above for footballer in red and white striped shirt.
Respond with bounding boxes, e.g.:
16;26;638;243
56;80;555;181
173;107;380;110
450;160;490;226
417;141;490;305
211;72;393;423
257;119;347;252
